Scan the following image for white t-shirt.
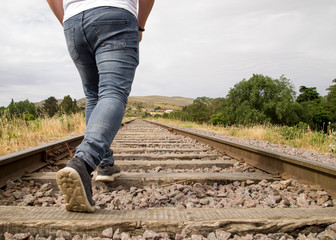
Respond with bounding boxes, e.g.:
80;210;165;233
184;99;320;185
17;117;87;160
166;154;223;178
63;0;138;22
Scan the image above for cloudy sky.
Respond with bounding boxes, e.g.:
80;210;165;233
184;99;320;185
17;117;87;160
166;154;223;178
0;0;335;107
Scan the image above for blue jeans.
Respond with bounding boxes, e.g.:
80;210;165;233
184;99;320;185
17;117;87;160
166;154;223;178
63;7;139;169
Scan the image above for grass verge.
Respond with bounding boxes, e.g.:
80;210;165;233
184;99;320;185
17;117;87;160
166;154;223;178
153;118;336;156
0;113;86;156
1;115;335;157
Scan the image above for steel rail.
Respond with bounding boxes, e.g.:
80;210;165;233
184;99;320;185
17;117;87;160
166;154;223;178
0;119;135;188
0;135;83;188
147;120;336;197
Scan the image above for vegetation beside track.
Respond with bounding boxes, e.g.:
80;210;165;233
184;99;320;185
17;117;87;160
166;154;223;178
1;74;335;157
0;114;138;156
0;113;86;156
1;112;335;157
152;118;336;157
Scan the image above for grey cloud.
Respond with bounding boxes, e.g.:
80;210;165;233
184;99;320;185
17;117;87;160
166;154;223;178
1;0;335;106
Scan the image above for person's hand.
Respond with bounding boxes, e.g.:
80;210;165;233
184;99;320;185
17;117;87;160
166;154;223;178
139;31;143;42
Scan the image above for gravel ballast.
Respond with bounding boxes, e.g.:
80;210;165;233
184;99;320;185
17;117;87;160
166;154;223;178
1;177;334;210
2;223;336;240
1;120;335;238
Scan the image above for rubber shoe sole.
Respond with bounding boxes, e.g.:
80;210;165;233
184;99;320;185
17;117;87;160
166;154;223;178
95;172;121;182
56;167;95;213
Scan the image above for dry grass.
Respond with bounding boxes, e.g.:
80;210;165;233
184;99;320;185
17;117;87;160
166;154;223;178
0;114;137;156
154;118;336;156
1;114;335;157
0;113;86;156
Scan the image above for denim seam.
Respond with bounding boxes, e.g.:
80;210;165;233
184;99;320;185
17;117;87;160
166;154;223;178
80;13;95;57
64;28;80;62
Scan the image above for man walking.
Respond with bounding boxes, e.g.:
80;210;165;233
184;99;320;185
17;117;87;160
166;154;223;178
46;0;154;212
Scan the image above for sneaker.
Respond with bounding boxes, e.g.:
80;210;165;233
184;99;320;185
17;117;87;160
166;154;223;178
56;157;95;212
95;164;121;182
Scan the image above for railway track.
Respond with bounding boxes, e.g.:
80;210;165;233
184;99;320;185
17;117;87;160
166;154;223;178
0;119;336;239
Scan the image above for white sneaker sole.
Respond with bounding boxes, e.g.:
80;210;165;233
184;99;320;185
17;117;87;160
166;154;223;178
56;167;95;213
95;172;122;182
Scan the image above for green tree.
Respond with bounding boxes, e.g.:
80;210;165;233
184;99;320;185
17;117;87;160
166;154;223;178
324;78;336;125
296;86;321;103
43;96;58;117
183;97;214;123
0;106;5;117
7;99;37;119
210;97;226;114
60;95;73;114
168;108;188;121
209;98;229;126
7;99;16;117
54;95;81;115
296;86;329;130
72;99;80;113
224;74;298;125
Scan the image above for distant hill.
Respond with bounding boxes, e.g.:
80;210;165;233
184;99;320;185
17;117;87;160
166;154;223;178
34;99;63;108
34;98;86;108
34;96;194;111
127;96;194;110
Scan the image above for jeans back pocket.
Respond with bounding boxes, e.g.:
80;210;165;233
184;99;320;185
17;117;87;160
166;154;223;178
92;20;129;51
